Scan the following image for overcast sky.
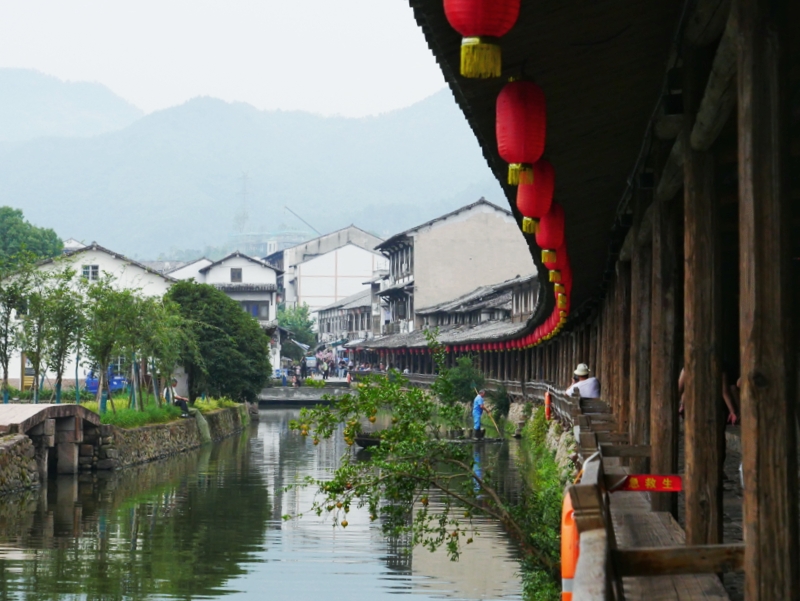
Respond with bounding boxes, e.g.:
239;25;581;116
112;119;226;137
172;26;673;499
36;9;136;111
0;0;447;116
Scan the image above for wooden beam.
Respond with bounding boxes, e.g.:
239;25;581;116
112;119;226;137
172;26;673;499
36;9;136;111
613;543;744;577
684;0;732;46
735;0;800;598
600;444;651;458
691;10;738;151
684;44;724;546
654;133;686;206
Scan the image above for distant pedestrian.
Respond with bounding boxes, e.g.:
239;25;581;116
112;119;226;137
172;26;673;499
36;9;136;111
163;378;191;417
322;361;329;380
473;390;487;435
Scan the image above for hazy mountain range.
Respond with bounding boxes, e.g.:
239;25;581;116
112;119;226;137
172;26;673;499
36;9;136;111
0;69;504;258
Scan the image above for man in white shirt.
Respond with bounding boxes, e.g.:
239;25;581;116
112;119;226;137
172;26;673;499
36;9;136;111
565;363;601;399
163;378;191;417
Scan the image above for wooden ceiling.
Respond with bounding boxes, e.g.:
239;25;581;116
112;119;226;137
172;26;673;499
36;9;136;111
408;0;683;315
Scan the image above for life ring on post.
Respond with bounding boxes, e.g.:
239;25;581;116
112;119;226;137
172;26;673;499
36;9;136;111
545;392;552;420
561;492;579;600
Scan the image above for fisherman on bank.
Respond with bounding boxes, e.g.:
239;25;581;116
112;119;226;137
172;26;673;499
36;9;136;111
473;389;487;436
565;363;601;399
163;378;191;417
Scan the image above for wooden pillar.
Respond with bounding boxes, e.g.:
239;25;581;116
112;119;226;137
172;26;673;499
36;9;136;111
588;322;597;375
736;0;799;596
629;240;653;473
683;45;724;543
615;262;632;433
649;182;680;513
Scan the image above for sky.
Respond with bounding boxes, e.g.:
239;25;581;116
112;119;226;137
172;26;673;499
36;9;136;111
0;0;447;116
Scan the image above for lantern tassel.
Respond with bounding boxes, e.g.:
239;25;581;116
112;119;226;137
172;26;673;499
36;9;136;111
508;163;534;186
460;37;502;79
521;217;539;234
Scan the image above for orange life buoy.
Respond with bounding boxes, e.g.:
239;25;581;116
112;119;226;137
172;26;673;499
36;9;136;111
561;492;579;601
545;392;552;420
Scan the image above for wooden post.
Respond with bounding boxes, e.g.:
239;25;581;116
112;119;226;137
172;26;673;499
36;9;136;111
684;44;724;544
649;182;680;513
630;240;653;473
615;262;632;433
736;0;799;597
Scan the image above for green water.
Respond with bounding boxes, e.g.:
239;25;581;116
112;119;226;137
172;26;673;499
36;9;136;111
0;409;523;600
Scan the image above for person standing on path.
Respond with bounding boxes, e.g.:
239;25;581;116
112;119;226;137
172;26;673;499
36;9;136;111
473;390;487;435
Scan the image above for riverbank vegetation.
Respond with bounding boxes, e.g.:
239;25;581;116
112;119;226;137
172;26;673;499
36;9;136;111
289;336;565;597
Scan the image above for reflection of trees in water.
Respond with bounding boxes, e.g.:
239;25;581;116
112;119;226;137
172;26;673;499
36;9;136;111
0;428;271;600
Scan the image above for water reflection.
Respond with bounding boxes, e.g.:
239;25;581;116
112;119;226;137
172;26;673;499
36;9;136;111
0;410;522;600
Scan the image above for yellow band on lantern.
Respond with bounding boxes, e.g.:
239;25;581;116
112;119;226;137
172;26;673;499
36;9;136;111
554;283;565;295
460;37;502;79
542;249;556;264
559;310;568;318
549;269;562;283
557;293;567;309
508;163;534;186
521;217;539;234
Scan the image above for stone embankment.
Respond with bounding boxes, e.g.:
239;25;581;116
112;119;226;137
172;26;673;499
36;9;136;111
85;405;251;471
0;435;39;494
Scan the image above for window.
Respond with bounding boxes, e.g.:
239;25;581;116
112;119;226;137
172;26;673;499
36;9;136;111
240;301;270;320
231;268;242;283
82;265;99;281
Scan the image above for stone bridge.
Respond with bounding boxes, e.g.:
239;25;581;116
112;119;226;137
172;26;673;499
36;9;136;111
0;404;101;478
258;383;350;405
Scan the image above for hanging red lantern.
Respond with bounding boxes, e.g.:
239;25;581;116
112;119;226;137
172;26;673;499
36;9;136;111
497;81;546;185
444;0;520;79
516;160;554;233
537;202;565;250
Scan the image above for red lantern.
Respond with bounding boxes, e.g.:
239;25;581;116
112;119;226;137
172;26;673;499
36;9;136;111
497;81;546;186
443;0;520;78
536;202;565;252
516;160;554;233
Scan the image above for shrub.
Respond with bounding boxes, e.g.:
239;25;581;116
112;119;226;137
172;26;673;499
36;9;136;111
304;378;326;389
194;397;239;414
81;401;182;428
490;385;511;421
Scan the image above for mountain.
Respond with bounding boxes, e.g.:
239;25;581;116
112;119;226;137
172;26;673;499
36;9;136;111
0;69;143;142
0;85;505;256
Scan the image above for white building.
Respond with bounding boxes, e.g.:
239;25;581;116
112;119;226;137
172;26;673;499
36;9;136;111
11;243;176;389
168;251;282;369
269;225;388;328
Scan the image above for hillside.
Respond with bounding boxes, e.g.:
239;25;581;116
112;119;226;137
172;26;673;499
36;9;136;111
0;84;504;257
0;69;143;142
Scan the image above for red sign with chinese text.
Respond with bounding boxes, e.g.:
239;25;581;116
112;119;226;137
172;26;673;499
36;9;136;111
616;475;682;492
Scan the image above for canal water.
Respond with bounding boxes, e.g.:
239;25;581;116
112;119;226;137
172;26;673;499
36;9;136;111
0;409;524;600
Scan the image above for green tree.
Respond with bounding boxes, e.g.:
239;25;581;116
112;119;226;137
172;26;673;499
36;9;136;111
18;271;49;403
0;207;62;262
277;303;316;362
83;276;142;409
43;269;86;404
0;254;34;402
138;296;200;406
167;281;271;402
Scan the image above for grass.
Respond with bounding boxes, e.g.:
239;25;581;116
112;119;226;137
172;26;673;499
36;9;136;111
82;399;182;428
193;397;239;414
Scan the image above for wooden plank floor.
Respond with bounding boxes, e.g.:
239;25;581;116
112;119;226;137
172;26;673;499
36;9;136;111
606;464;730;601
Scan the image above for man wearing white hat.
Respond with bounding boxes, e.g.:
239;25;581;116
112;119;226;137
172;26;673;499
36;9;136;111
566;363;601;399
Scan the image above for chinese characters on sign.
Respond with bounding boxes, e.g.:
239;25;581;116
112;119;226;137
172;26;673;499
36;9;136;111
618;475;682;492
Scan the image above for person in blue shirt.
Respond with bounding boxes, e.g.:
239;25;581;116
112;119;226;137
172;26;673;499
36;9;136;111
473;390;487;434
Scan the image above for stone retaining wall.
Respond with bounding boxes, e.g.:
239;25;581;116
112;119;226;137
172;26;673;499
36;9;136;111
86;405;250;471
0;435;39;494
